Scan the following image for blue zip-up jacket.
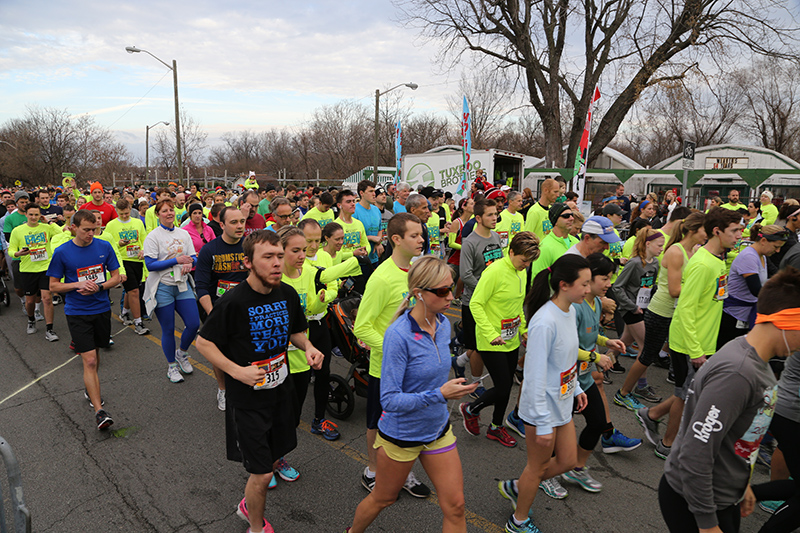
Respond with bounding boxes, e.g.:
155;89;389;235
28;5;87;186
379;309;451;442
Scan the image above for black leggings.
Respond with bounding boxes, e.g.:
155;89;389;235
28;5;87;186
469;347;518;426
658;475;741;532
290;318;333;425
752;413;800;533
575;384;612;451
717;310;748;352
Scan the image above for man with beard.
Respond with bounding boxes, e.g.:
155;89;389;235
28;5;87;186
197;230;323;533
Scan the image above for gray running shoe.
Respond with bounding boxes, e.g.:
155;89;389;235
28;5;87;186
175;350;193;374
44;330;59;342
167;363;184;383
26;321;36;335
539;477;568;499
34;309;45;321
120;312;134;326
654;439;671;460
636;407;661;445
134;323;150;336
562;467;602;493
633;384;663;403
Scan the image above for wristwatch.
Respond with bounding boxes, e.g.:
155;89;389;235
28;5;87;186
589;351;597;362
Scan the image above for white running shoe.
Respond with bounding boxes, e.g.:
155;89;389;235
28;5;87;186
44;330;59;342
120;312;134;326
34;309;45;322
167;363;184;383
217;389;226;411
175;350;193;374
134;323;150;336
26;321;36;335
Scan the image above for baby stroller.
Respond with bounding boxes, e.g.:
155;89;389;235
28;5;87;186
325;295;371;420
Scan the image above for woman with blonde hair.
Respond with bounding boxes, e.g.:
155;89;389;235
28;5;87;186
347;256;477;533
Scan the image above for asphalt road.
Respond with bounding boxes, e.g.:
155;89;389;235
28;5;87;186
0;288;774;532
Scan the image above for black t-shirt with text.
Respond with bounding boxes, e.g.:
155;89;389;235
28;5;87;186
200;280;307;409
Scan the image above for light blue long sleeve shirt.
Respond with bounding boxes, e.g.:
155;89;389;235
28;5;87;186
379;309;450;442
519;300;583;435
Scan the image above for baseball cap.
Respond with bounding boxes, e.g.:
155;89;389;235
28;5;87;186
375;186;386;195
602;203;624;217
582;216;621;244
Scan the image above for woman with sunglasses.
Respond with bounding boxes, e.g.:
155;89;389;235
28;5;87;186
142;198;200;384
718;224;788;349
460;232;541;448
346;256;477;533
183;203;215;261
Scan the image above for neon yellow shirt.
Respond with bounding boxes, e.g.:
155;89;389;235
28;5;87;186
530;231;579;277
335;216;368;262
306;253;361;294
145;205;159;233
761;204;779;226
354;257;408;378
51;229;74;250
470;256;528;351
427;212;442;256
495;209;525;254
524;202;552;240
9;223;59;272
104;217;147;264
302;207;335;228
282;266;336;373
95;231;127;276
669;247;728;358
721;202;745;211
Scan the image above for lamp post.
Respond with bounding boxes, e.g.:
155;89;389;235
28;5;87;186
374;82;418;183
145;121;170;185
126;46;183;185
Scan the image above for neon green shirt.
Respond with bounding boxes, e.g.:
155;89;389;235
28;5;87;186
282;266;336;373
95;231;127;276
530;231;579;277
761;204;779;226
104;217;147;263
354;257;408;378
524;202;552;240
145;205;159;233
470;256;528;351
50;229;73;250
335;216;368;262
9;222;59;272
669;247;728;358
721;202;744;211
306;253;361;294
302;206;335;228
495;209;525;254
427;212;442;256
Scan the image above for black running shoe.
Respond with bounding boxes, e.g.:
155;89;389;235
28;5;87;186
609;360;625;374
95;409;113;430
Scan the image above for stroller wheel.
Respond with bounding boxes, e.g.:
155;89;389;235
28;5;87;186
1;289;8;307
326;374;355;420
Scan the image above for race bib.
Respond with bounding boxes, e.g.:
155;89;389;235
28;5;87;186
500;315;520;341
636;275;655;308
579;360;592;376
216;280;239;297
30;247;48;262
77;264;105;284
498;231;509;249
714;274;728;301
252;352;288;390
560;363;577;399
126;244;141;258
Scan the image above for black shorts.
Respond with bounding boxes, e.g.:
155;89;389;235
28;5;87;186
12;260;22;291
366;376;382;430
622;310;644;325
669;348;695;401
461;304;477;351
226;400;297;474
66;311;111;353
639;309;672;366
122;261;144;291
20;270;49;296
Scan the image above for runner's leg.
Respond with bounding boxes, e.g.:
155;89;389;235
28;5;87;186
419;447;467;532
350;447;414;533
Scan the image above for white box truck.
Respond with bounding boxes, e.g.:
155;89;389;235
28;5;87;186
401;145;526;199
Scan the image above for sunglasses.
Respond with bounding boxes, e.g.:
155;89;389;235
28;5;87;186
559;212;574;219
422;286;453;297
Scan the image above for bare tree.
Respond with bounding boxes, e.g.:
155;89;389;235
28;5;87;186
403;113;458;154
398;0;800;169
446;69;517;149
737;59;800;160
0;106;133;187
153;107;208;176
306;100;372;179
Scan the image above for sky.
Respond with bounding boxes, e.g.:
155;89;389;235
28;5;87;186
0;0;468;162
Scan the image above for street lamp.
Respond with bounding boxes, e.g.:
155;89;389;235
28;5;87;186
145;121;170;185
374;82;418;183
125;46;183;185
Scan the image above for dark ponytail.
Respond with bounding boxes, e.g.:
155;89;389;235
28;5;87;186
525;254;590;321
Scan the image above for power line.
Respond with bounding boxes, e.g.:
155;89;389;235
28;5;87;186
107;70;171;129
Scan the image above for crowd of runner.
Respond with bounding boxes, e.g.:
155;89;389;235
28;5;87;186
1;175;799;533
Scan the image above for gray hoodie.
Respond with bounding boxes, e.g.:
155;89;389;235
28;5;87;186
663;336;777;529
